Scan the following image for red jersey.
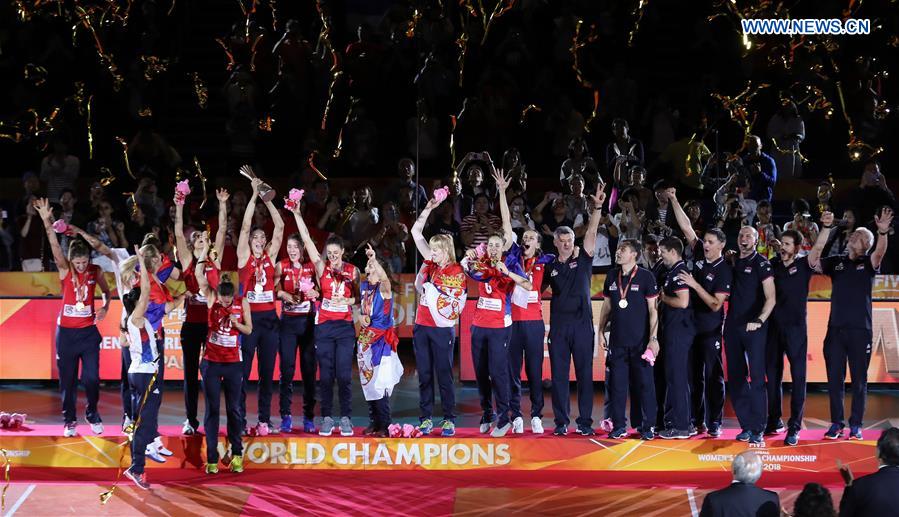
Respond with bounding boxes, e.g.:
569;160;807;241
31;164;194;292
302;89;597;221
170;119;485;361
58;265;101;329
205;297;244;363
279;258;316;316
182;260;221;324
511;256;547;322
239;253;276;312
315;261;356;324
414;262;466;327
470;263;515;329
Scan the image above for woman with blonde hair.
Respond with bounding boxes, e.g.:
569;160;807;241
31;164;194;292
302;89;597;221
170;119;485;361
410;190;467;437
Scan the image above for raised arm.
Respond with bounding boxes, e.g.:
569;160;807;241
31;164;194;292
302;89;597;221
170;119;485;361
411;197;442;258
872;207;893;270
582;183;607;257
213;188;229;269
236;176;262;268
808;211;833;271
174;197;192;272
365;244;392;297
265;199;285;262
492;168;515;250
290;204;324;277
131;246;152;327
33;198;68;278
668;190;699;248
71;223;116;262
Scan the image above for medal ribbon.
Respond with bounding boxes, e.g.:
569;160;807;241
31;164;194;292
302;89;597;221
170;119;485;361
617;266;637;305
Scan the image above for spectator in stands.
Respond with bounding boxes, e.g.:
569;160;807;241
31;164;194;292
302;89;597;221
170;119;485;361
766;100;805;179
612;188;643;241
791;483;836;517
346;186;379;249
591;209;618;273
17;171;41;217
848;160;895;227
564;174;590;223
392;158;429;211
534;195;580;250
699;451;779;517
508;195;535;242
560;136;600;188
125;203;156;249
460;193;501;249
17;195;46;271
754;200;780;260
715;173;758;225
741;135;777;202
838;427;899;516
824;208;857;257
814;179;835;221
371;201;408;273
86;200;128;252
783;199;818;257
40;137;79;204
645;180;676;237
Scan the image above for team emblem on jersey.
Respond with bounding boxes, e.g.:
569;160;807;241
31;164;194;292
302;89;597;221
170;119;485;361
835;262;845;271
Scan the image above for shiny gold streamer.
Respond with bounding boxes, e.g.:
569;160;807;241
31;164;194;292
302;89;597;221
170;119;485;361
519;104;541;125
214;37;237;70
86;95;94;159
320;70;344;131
307;151;328;180
406;9;422;38
99;167;116;187
455;32;469;87
628;0;648;47
189;72;208;109
194;157;208;209
0;448;10;512
710;81;770;136
570;19;598;88
115;137;135;179
481;0;516;45
584;90;600;133
333;98;358;159
771;137;808;163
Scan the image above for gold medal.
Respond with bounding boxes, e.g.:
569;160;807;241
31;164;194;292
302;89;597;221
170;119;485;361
75;301;85;311
254;283;263;293
618;299;628;309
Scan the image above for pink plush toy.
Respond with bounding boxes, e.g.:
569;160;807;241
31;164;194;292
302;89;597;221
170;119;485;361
51;219;69;234
298;277;314;293
388;423;402;438
641;349;656;366
284;188;304;211
175;180;191;206
475;242;487;259
433;186;449;203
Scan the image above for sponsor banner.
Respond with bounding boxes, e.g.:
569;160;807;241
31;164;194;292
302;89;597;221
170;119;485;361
0;434;878;473
459;301;899;383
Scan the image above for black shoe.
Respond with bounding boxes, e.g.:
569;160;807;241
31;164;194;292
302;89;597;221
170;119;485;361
748;431;765;445
553;425;568;436
576;425;595;436
764;420;786;435
708;423;722;437
735;429;751;442
823;423;844;440
609;427;627;439
659;428;690;440
785;430;799;446
688;424;699;437
640;429;655;441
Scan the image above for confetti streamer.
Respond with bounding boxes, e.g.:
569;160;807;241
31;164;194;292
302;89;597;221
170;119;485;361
141;55;169;82
628;0;648;47
570;19;598;88
481;0;516;45
584;90;600;133
86;95;94;159
406;8;422;38
24;63;48;86
167;0;176;16
115;137;136;179
258;114;274;131
249;33;264;72
685;132;711;178
710;81;770;136
771;137;808;163
124;192;139;217
333;98;358;159
0;448;10;512
455;31;469;87
307;150;328;180
194;157;208;209
519;104;542;125
214;37;237;70
138;107;153;117
320;70;344;131
99;167;116;186
189;72;208;109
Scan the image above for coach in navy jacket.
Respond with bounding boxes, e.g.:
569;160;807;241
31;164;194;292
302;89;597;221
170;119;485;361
839;427;899;517
699;451;779;517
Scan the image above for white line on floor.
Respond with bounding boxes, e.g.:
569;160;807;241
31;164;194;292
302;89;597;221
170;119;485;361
687;488;699;517
5;484;36;517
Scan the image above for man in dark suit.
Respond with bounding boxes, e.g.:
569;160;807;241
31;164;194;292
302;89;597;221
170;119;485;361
699;451;780;517
839;427;899;516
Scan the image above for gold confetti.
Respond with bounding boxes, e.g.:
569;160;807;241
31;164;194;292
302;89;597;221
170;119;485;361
189;72;208;109
406;8;422;38
141;55;169;82
628;0;648;47
99;167;116;187
481;0;516;45
86;95;95;159
519;104;542;125
194;157;208;209
307;150;328;180
24;63;48;86
115;137;136;179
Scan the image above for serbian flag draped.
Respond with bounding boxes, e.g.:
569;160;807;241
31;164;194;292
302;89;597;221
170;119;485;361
357;282;404;401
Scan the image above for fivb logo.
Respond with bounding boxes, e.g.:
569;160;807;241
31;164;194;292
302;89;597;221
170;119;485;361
741;18;870;35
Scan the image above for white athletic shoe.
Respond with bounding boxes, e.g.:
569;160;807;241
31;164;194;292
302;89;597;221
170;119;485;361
512;417;524;434
491;422;513;438
63;423;77;437
153;437;173;456
122;416;134;433
531;417;545;434
146;444;166;463
182;420;197;435
89;421;104;435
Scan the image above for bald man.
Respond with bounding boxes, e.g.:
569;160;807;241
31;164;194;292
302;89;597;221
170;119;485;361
699;451;780;517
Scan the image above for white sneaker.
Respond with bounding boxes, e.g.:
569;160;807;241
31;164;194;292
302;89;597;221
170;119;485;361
63;423;77;437
145;444;166;463
491;422;512;438
122;416;134;433
182;420;196;435
531;417;545;434
153;437;173;456
89;421;104;435
512;417;524;434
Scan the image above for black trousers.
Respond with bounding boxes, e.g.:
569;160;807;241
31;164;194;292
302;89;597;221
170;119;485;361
607;345;656;433
315;320;356;418
766;322;807;432
664;322;696;431
240;310;280;426
823;326;872;428
548;320;594;428
412;325;456;422
690;328;726;428
128;371;160;474
279;314;316;419
201;359;244;463
55;325;102;424
724;322;768;433
471;325;513;427
368;397;391;430
120;345;133;420
180;322;207;429
509;320;546;419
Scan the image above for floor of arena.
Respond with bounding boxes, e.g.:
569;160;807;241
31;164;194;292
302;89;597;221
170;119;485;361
1;373;896;516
